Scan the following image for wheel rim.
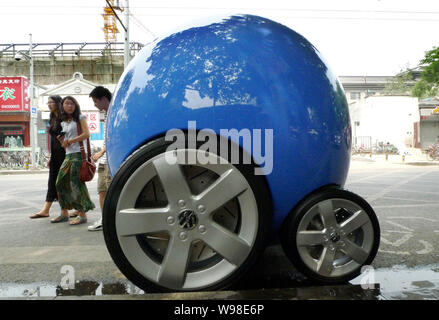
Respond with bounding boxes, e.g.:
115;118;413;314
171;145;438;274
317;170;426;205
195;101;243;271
115;149;259;290
296;198;374;278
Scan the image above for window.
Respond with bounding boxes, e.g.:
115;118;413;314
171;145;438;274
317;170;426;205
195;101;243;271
350;92;361;100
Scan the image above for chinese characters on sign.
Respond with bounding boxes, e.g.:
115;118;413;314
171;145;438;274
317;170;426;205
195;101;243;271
0;87;16;101
0;77;30;112
83;111;101;134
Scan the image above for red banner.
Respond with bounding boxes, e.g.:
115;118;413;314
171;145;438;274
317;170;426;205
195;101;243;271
0;77;30;112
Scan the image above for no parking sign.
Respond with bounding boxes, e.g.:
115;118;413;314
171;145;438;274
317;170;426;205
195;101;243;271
83;111;100;134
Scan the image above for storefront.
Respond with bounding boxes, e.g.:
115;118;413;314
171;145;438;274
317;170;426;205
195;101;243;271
0;76;31;149
419;99;439;150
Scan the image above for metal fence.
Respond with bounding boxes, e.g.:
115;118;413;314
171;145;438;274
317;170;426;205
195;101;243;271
352;136;372;154
0;150;49;169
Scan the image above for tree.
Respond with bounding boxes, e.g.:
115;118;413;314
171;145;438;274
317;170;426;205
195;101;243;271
412;46;439;98
383;68;415;95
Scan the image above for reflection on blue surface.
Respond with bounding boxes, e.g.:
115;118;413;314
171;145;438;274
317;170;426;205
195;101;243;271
107;14;351;230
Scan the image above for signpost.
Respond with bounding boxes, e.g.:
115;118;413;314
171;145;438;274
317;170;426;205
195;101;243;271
31;106;37;118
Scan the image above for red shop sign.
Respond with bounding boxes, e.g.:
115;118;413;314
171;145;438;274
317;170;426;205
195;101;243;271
0;77;30;112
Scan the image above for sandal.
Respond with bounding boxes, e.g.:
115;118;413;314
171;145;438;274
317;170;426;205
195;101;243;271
50;215;69;223
69;216;87;226
69;211;80;218
30;213;49;219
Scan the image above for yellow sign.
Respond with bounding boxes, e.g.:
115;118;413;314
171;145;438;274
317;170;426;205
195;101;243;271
433;107;439;114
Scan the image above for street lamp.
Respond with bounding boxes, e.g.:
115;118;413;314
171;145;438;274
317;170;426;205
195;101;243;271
14;34;37;168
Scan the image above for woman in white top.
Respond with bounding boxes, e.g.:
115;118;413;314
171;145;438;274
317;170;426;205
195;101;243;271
50;96;95;225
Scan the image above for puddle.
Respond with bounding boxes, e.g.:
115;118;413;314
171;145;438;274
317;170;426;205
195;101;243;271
350;264;439;297
1;264;439;298
0;280;144;298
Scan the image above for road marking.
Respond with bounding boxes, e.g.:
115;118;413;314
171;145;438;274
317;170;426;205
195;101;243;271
378;249;410;255
386;188;439;196
380;234;413;247
347;170;405;184
382;230;412;234
387;216;438;222
373;203;439;209
367;171;431;202
416;240;434;255
385;221;415;232
373;196;439;204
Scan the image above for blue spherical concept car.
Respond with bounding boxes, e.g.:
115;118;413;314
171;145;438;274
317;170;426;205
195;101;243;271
103;14;380;292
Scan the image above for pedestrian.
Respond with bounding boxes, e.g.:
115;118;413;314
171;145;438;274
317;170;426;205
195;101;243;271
51;96;95;225
30;95;67;219
87;86;112;231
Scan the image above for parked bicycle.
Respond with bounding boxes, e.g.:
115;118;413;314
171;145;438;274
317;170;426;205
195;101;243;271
427;143;439;161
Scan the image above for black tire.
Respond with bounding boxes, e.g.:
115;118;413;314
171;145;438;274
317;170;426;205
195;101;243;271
103;135;272;292
280;187;380;284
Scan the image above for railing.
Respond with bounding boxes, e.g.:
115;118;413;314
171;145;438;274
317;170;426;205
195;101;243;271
0;148;48;169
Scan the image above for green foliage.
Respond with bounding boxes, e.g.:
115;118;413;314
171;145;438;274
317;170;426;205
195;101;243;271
412;46;439;98
412;79;438;98
383;69;414;95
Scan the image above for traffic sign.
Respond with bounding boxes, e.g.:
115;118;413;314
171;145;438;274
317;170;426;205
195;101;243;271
31;106;37;118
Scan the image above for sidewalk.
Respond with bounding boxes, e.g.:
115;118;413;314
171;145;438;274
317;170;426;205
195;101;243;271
351;148;439;167
2;150;438;176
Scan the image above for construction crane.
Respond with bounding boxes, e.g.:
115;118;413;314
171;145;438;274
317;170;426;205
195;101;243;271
102;0;124;44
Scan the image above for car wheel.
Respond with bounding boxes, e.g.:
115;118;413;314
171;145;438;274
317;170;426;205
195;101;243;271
280;187;380;284
103;136;272;292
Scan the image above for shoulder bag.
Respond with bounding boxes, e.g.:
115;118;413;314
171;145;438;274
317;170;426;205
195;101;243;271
76;121;96;182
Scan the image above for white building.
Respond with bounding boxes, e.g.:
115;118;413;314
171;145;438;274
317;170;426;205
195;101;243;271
349;96;420;153
37;72;116;151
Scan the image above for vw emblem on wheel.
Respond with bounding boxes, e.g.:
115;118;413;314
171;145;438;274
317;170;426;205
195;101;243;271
178;210;198;230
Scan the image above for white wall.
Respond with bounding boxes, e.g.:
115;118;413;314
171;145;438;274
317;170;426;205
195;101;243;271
349;96;420;152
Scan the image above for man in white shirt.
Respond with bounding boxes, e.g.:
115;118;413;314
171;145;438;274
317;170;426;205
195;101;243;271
88;86;112;231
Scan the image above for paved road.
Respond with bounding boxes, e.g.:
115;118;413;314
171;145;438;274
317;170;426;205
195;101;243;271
1;159;439;297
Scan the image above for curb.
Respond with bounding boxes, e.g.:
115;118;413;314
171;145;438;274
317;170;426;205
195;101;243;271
0;283;382;300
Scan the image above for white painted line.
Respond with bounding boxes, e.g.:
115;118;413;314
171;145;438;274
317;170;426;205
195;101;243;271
378;249;410;255
380;196;439;204
385;220;414;232
373;203;439;209
381;230;412;234
386;216;438;222
368;171;431;202
416;240;434;255
380;234;413;247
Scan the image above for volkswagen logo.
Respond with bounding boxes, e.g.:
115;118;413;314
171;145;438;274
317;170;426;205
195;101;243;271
178;210;198;230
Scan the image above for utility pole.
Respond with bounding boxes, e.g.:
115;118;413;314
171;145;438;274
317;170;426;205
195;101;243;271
124;0;130;68
29;33;36;169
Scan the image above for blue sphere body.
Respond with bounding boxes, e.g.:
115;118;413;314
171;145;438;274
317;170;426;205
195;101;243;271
106;14;351;231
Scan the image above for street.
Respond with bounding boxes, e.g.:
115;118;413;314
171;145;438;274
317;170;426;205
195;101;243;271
1;158;439;298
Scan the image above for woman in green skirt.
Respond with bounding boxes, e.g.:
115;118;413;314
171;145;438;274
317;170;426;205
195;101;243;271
51;96;95;225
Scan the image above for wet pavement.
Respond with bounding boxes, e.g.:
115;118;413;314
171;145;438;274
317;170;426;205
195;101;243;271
2;260;439;300
2;157;439;300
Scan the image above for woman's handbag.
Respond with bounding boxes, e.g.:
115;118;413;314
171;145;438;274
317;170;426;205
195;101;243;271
77;122;96;182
